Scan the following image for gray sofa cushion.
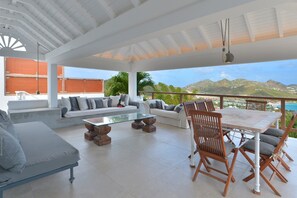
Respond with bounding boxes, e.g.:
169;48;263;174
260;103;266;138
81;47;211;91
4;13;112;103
243;140;275;156
0;128;26;173
0;121;80;185
263;128;284;137
0;110;17;139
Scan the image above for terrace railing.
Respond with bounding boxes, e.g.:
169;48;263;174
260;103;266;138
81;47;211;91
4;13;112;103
141;91;297;133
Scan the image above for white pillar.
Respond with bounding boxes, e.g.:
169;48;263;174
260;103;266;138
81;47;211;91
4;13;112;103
128;71;137;101
47;63;58;108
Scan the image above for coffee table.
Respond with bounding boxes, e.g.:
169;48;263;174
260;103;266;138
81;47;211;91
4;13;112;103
83;113;156;146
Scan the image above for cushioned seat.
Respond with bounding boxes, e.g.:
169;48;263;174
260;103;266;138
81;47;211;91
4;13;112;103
259;134;280;147
0;121;80;185
243;140;275;156
200;141;235;156
263;128;284;137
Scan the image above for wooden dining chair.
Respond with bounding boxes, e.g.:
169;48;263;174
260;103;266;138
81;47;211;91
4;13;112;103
239;100;268;145
246;99;267;111
190;110;239;197
183;101;211;164
205;99;216;111
245;99;293;169
239;113;297;196
195;100;207;111
183;101;196;129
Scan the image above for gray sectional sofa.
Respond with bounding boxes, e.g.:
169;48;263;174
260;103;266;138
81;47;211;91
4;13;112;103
0;111;80;198
7;95;142;129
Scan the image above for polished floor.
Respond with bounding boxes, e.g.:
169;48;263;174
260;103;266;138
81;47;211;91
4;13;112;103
5;122;297;198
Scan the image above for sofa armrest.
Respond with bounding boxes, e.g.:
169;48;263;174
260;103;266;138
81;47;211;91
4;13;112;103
129;101;140;108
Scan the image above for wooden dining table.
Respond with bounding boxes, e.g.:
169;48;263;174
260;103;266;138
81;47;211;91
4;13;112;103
188;108;282;195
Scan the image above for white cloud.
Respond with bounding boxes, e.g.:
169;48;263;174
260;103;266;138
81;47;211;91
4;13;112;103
220;71;231;79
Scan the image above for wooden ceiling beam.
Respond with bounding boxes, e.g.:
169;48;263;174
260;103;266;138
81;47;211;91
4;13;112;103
18;0;73;40
166;34;181;53
72;0;97;28
46;0;85;35
97;0;116;19
274;7;284;38
243;13;255;42
181;30;196;50
0;1;66;44
198;26;212;48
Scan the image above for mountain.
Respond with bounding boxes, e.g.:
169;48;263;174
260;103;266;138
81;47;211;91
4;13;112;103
185;79;297;97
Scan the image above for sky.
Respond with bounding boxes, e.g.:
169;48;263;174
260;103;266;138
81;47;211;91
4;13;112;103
64;59;297;88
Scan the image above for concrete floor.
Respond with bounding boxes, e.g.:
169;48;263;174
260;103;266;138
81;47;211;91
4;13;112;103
4;122;297;198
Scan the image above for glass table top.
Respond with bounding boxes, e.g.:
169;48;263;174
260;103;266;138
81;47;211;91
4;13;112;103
83;113;156;126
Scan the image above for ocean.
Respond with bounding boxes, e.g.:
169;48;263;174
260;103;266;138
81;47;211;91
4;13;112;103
277;103;297;111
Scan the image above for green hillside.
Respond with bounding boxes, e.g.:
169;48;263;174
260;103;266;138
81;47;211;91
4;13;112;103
185;79;297;97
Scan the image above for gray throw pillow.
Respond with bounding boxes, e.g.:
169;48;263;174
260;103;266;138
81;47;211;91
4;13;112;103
0;128;26;173
149;102;157;109
61;107;68;117
69;97;80;111
0;110;17;140
77;97;88;110
95;99;103;108
156;100;163;109
174;105;183;113
87;98;93;109
165;105;175;111
120;94;129;106
108;98;112;107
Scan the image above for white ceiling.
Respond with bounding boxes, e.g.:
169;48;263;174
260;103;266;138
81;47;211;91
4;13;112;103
0;0;297;72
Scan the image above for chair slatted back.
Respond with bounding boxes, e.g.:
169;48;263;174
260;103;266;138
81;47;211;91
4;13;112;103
190;110;226;157
246;100;267;111
183;101;196;117
195;100;207;111
205;100;216;112
274;113;297;155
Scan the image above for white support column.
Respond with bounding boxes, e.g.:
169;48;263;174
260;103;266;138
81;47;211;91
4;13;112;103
128;71;137;101
47;63;58;108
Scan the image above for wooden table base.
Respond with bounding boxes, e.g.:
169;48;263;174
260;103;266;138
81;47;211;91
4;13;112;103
143;117;156;133
131;119;144;129
84;124;111;146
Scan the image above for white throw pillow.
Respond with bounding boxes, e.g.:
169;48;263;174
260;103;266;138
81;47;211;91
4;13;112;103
77;97;88;110
61;97;71;111
102;99;108;108
110;96;120;107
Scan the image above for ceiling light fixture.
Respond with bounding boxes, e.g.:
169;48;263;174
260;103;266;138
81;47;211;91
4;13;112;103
220;18;234;63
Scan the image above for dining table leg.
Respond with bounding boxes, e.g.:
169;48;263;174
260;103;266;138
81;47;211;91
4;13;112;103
253;132;261;194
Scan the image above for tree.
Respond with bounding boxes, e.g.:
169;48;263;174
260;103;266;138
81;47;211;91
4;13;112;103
105;72;154;96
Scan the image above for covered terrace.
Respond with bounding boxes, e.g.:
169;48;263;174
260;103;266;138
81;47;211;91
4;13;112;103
1;0;297;197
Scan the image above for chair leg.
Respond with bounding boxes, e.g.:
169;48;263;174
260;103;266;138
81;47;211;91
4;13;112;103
277;156;291;172
260;171;281;196
283;150;294;161
223;149;239;197
268;163;287;183
192;159;203;181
